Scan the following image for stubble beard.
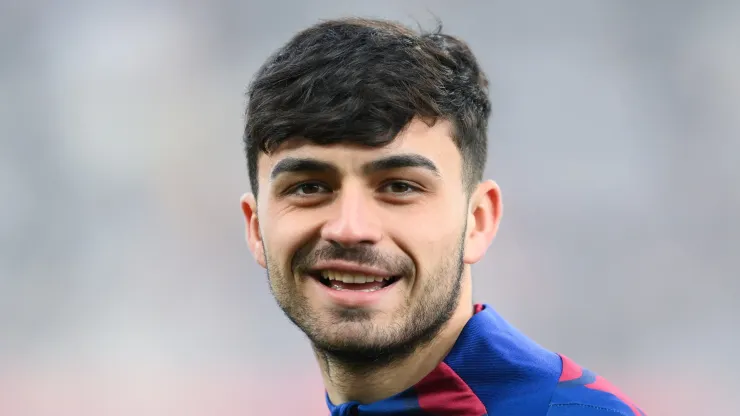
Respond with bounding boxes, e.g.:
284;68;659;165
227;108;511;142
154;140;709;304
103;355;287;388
265;231;466;370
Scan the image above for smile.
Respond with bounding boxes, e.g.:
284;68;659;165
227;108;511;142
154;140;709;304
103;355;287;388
315;270;401;292
304;260;404;307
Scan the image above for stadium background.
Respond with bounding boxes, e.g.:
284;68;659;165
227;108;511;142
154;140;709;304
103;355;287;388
1;1;738;414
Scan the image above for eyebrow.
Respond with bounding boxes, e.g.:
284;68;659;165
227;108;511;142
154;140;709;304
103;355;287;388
270;153;440;180
270;158;337;180
362;154;440;176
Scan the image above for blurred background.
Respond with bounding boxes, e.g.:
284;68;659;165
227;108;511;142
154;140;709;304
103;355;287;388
1;1;738;414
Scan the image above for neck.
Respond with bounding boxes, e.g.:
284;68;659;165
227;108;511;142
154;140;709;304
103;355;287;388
318;273;474;405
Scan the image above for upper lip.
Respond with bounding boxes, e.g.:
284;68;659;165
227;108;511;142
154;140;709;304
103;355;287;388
308;260;395;278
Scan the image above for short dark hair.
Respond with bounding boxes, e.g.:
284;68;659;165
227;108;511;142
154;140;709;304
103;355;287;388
244;17;491;195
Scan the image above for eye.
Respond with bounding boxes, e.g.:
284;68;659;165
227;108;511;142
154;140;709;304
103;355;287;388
289;182;331;196
379;181;419;195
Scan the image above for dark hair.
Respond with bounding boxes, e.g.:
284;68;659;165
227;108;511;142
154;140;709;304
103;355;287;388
244;17;491;195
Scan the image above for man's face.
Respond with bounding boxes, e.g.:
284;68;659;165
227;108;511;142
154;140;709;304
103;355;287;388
243;119;475;362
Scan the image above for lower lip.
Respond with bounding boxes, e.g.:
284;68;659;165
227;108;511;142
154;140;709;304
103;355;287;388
308;276;399;308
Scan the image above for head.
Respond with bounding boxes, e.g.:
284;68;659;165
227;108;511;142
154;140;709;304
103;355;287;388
241;18;502;365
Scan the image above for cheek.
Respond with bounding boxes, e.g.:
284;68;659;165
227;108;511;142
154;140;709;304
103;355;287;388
420;225;464;261
261;208;323;263
388;202;465;268
395;199;464;240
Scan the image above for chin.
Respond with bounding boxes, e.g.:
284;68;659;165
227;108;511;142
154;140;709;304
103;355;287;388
309;312;386;343
310;328;376;350
310;326;420;366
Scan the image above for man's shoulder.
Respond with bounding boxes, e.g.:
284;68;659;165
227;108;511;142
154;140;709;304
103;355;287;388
448;306;646;415
546;354;646;416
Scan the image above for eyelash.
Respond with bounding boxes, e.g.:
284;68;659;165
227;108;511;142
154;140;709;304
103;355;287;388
284;180;422;197
285;182;331;197
378;180;421;195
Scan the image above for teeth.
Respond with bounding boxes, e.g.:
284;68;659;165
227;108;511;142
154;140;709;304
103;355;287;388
330;285;385;292
321;270;391;284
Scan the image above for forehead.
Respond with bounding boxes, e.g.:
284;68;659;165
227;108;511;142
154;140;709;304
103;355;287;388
257;118;462;178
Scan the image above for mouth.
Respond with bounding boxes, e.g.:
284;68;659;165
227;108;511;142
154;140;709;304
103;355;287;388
308;270;401;292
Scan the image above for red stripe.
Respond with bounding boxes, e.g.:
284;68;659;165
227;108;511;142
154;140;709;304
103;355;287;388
416;362;486;416
586;376;641;416
558;355;583;382
474;304;484;314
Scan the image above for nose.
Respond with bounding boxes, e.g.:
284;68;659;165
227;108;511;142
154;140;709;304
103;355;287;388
320;186;382;247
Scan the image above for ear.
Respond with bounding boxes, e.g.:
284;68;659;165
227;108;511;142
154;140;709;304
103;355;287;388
463;180;503;265
240;193;267;268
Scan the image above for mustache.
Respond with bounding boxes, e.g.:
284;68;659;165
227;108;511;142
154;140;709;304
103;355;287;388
292;243;413;276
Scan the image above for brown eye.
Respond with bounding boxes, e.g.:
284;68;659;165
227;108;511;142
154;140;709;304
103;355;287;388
290;182;330;196
381;181;418;194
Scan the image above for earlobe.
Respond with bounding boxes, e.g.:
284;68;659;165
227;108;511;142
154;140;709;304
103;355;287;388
463;180;503;264
240;193;267;268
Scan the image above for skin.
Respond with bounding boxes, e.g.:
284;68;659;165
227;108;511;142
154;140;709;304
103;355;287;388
241;118;503;404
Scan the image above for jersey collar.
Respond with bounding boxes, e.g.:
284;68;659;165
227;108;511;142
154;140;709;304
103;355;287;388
325;304;561;416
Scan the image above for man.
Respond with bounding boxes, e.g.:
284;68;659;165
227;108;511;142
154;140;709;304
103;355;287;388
240;17;646;416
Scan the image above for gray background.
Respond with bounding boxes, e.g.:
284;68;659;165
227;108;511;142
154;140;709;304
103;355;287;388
1;1;737;414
